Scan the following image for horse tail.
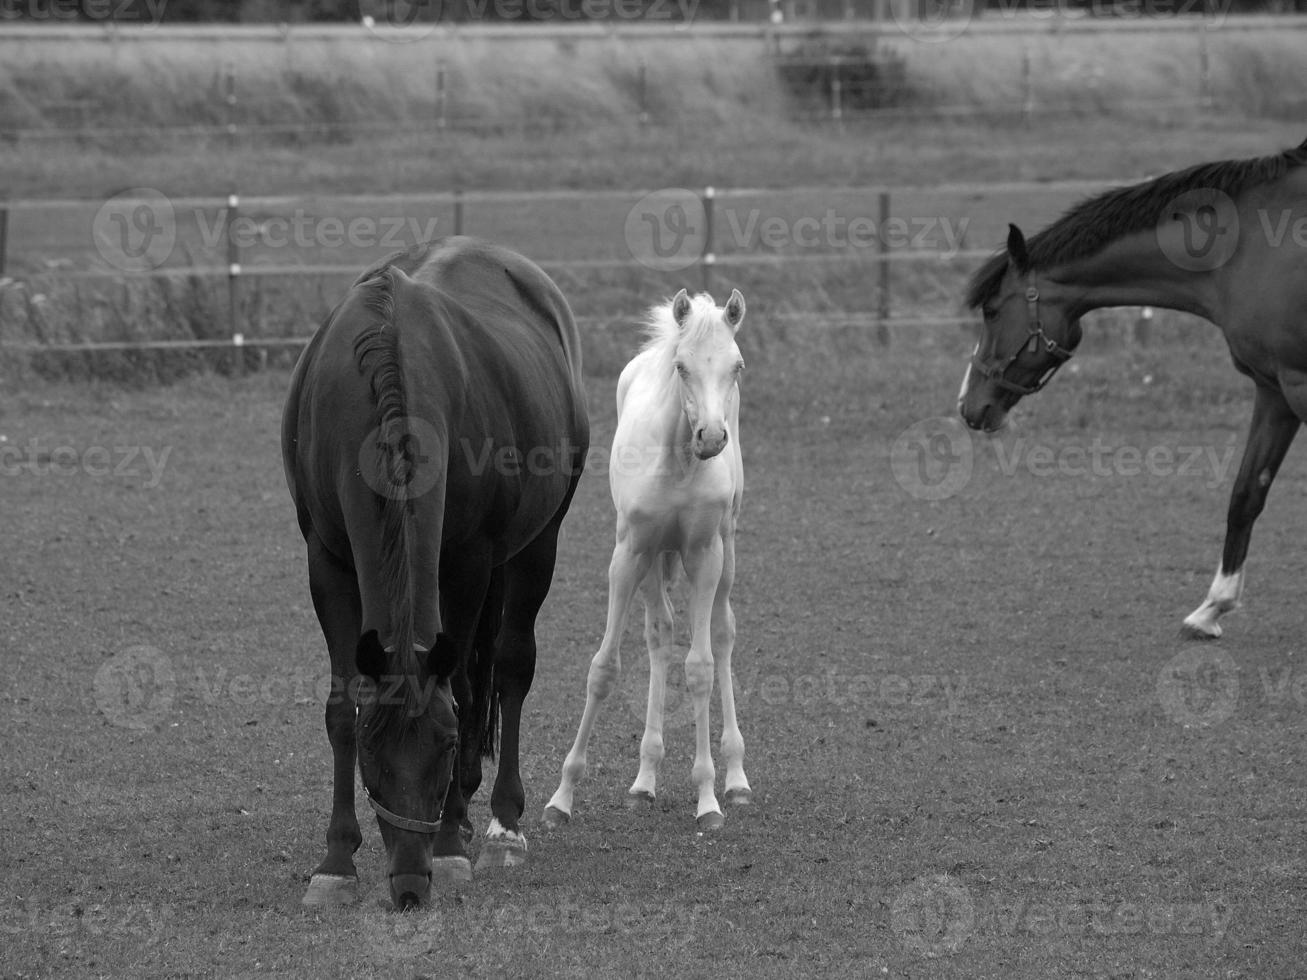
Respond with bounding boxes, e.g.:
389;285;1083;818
354;268;419;677
472;565;505;760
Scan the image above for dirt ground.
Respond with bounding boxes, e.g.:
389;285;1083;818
2;318;1305;978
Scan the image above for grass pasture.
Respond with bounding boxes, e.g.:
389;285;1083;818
3;18;1307;980
3;318;1307;978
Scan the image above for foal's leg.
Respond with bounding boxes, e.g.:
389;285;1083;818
543;531;651;827
1183;383;1300;638
301;534;364;906
629;552;677;804
714;528;751;806
683;536;725;831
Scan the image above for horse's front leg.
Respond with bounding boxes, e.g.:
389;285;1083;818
629;552;677;806
1183;382;1300;638
301;536;364;906
714;526;751;806
683;535;725;831
543;529;651;828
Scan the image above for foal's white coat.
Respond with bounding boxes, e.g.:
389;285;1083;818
544;289;751;830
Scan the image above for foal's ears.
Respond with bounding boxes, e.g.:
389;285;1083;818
723;288;745;332
671;289;692;327
1006;223;1030;272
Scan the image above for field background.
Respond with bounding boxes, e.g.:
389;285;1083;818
2;18;1307;980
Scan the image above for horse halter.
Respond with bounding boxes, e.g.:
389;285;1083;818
970;286;1076;397
364;776;448;835
356;687;457;836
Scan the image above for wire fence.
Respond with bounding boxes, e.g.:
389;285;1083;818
0;178;1134;357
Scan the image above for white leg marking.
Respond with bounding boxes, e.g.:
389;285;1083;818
1182;566;1245;639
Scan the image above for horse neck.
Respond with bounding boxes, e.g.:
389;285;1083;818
1048;231;1226;325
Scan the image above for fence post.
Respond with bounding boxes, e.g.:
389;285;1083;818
0;199;8;278
877;189;890;346
227;192;244;375
637;60;650;126
436;62;448;130
224;63;237;144
701;186;716;294
1020;45;1033;128
830;63;844;129
453;190;464;237
1197;24;1212;110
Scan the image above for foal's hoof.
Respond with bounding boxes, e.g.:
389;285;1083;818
475;838;528;871
301;873;359;907
724;788;753;807
541;805;570;829
696;810;725;832
625;790;656;809
430;856;473;884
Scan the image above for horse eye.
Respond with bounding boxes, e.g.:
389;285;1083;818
982;306;997;322
675;363;689;378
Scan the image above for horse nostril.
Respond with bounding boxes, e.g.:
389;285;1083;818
695;426;705;442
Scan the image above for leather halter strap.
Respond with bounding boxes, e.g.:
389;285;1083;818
356;667;457;836
364;783;445;835
970;286;1075;397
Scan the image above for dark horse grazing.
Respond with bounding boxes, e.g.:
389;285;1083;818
959;136;1307;638
282;237;588;909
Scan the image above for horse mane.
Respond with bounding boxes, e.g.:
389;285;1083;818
352;267;425;733
640;292;730;385
965;135;1307;309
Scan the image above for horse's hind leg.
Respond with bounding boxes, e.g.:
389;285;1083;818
301;533;364;907
544;529;651;828
629;552;677;804
715;530;751;806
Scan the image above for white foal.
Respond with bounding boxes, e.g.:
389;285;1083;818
545;288;752;832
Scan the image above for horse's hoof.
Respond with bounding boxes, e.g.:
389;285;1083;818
301;873;359;906
625;790;656;808
475;839;528;871
430;856;473;884
1180;620;1222;640
542;805;570;829
724;788;753;807
696;810;725;832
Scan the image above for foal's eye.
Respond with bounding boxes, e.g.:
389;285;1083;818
675;363;689;379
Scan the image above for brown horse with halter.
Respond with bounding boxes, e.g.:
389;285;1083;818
282;237;588;909
959;136;1307;638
